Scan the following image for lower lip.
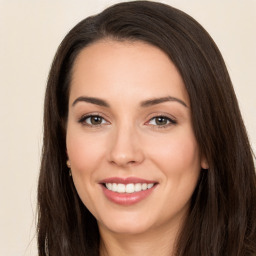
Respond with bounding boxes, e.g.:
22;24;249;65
101;185;157;206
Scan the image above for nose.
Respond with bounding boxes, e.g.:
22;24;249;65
107;124;144;167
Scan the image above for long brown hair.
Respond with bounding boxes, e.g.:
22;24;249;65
37;1;256;255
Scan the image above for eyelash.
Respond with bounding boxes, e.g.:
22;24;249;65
146;115;177;128
78;113;108;127
78;114;177;128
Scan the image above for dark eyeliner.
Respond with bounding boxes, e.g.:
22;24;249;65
78;114;105;126
147;115;177;128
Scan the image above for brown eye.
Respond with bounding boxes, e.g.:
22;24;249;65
148;116;177;127
90;116;103;125
155;117;169;125
79;115;108;126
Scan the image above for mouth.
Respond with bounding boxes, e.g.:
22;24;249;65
103;182;155;194
99;177;158;205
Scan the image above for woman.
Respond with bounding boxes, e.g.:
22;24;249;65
37;1;256;255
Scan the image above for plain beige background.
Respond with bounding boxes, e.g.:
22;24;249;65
0;0;255;255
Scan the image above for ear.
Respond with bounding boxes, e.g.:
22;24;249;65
201;156;209;170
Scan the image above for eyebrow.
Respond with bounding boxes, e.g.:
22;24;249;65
140;96;188;108
72;96;110;107
72;95;188;108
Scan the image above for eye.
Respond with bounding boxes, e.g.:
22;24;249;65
147;116;176;127
79;115;108;126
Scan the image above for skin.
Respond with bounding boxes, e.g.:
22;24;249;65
66;40;208;256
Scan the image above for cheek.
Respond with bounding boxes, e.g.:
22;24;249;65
66;127;106;214
146;127;201;176
66;127;106;173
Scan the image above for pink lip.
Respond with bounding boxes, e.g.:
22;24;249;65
100;177;157;184
99;177;158;206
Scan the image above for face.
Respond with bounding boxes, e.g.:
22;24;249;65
66;40;208;237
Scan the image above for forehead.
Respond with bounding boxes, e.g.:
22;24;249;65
70;39;189;106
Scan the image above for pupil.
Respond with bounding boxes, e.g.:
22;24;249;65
92;116;102;125
156;117;167;125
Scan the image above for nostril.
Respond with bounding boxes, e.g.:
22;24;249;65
108;143;145;166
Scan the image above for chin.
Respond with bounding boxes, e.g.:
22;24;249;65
98;213;154;235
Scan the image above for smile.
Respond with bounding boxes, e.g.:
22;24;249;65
105;183;154;193
100;177;158;205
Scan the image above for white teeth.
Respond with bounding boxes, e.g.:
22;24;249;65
105;183;155;193
142;183;147;190
112;183;118;192
147;183;154;189
126;183;134;193
117;184;125;193
134;183;142;192
106;183;112;190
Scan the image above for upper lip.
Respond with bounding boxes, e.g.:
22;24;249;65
100;177;158;184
